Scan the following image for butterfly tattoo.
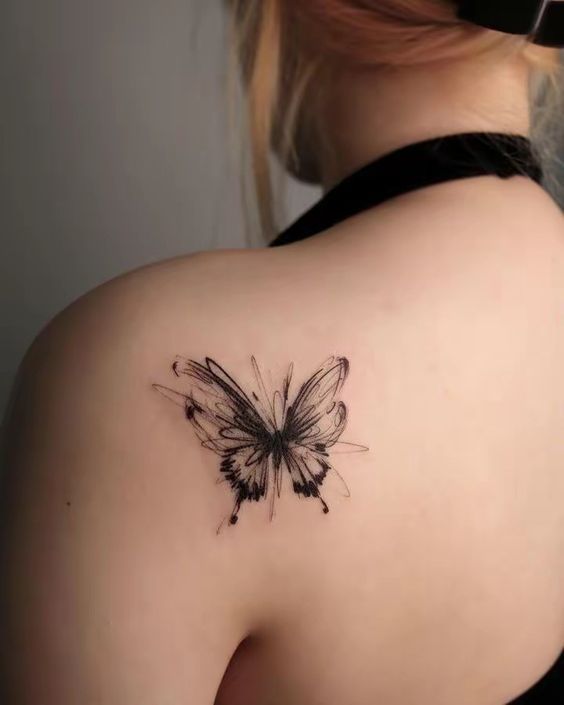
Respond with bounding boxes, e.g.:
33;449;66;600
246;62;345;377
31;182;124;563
153;356;368;530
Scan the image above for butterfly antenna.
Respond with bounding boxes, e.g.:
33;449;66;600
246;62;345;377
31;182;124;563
152;384;189;407
282;362;294;416
216;515;229;535
269;484;276;521
251;356;277;429
331;464;351;498
331;441;370;454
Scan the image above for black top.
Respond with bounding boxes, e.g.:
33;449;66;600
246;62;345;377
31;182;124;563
270;131;564;704
270;131;543;247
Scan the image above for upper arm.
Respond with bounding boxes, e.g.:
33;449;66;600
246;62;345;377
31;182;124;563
0;272;246;704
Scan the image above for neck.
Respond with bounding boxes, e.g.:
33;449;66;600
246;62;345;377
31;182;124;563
314;54;532;194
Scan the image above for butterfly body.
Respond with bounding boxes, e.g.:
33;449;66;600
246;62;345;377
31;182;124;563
270;430;286;471
154;356;367;529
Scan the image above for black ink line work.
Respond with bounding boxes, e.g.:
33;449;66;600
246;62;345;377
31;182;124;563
153;356;368;531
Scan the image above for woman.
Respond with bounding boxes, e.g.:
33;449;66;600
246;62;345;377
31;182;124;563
1;1;564;703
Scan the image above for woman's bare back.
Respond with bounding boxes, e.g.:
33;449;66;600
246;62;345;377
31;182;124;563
2;174;564;705
209;175;564;705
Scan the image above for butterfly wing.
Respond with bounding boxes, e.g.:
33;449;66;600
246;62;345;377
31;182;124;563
170;357;275;525
282;356;350;511
284;356;349;449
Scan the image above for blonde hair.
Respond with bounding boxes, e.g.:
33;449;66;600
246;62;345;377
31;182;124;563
227;0;563;243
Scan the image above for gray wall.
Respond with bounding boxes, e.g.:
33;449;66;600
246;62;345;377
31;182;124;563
0;0;317;412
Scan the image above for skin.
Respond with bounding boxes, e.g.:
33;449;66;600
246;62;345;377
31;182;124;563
2;32;564;705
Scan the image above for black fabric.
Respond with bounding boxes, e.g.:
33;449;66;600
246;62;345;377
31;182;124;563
269;130;564;704
270;131;544;248
457;0;564;49
507;649;564;704
457;0;543;36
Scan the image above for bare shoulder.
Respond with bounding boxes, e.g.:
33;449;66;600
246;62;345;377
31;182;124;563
0;241;378;703
0;248;280;704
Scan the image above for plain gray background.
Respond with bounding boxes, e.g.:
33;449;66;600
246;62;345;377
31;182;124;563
1;3;563;415
0;0;317;412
